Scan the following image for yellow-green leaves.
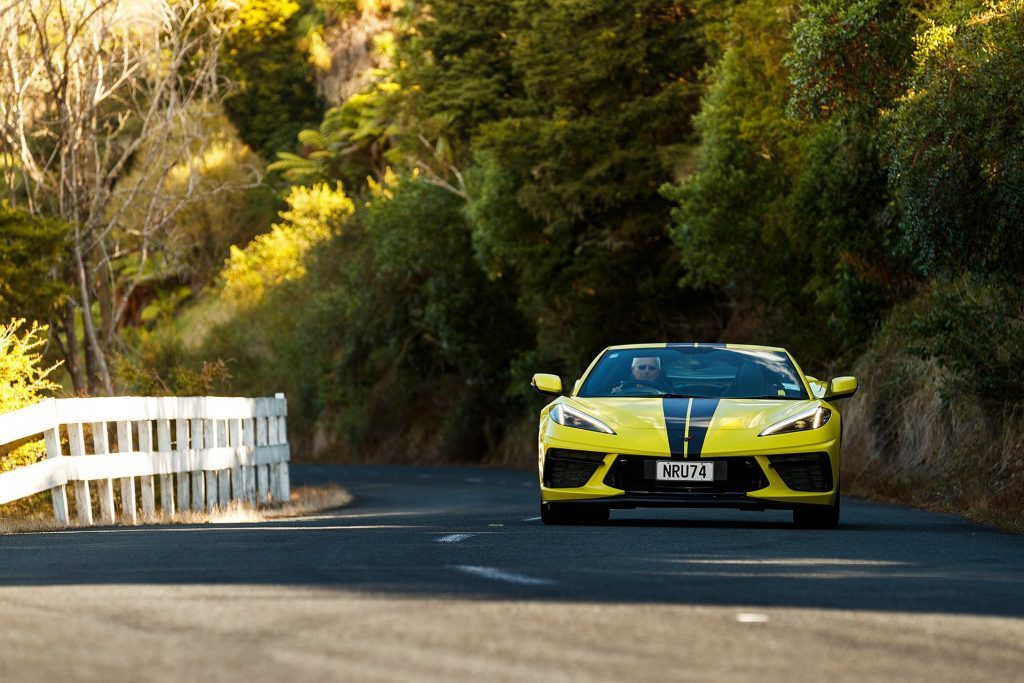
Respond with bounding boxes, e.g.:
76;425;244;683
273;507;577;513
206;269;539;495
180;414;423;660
221;183;354;308
0;319;62;472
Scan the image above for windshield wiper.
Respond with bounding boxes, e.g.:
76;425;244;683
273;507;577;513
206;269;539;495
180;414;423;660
657;393;706;399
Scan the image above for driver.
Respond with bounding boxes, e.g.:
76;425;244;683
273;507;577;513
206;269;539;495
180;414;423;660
611;356;670;394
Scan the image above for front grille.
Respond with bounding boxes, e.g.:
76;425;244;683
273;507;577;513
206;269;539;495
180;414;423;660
603;455;768;494
543;449;606;488
768;452;832;492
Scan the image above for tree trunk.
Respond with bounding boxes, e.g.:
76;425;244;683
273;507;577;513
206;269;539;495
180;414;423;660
60;301;86;394
74;241;114;396
96;243;115;349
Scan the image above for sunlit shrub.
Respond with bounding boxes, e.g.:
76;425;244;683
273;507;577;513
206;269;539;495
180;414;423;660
221;182;354;308
0;319;62;472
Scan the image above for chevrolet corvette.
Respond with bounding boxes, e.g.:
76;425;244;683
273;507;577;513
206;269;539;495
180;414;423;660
532;343;857;528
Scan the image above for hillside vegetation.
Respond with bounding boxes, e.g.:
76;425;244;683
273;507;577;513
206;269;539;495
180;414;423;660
2;0;1023;526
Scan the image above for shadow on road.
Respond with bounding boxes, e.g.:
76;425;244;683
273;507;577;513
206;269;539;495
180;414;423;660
1;464;1022;620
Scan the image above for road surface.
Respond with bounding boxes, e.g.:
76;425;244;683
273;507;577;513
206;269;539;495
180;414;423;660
1;464;1022;681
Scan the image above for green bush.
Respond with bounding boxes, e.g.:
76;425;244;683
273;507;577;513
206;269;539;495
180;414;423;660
0;319;62;472
907;278;1024;403
785;0;915;122
310;176;527;460
886;3;1024;402
0;206;69;323
888;1;1024;279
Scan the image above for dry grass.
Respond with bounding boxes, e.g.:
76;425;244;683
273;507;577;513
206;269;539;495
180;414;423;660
842;326;1024;534
0;484;351;535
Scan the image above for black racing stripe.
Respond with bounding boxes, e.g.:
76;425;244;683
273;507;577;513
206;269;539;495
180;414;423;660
663;398;690;459
685;398;720;458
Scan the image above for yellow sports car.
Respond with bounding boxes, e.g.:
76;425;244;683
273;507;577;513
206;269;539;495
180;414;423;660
532;343;857;528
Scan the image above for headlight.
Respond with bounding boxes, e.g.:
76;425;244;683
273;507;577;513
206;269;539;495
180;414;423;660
550;403;616;435
759;406;831;436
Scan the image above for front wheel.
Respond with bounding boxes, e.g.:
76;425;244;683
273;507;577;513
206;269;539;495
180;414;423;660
540;501;572;524
541;502;610;524
793;487;841;529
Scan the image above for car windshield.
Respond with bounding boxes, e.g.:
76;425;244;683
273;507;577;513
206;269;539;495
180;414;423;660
577;346;808;400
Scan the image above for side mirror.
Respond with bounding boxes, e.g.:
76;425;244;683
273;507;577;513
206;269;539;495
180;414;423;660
826;376;858;400
531;373;562;397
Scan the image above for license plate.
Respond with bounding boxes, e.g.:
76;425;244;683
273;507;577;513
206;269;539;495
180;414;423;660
655;460;715;482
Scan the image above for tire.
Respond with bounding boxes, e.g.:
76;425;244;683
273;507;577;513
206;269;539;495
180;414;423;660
793;487;841;529
540;501;573;524
578;504;610;523
541;502;610;524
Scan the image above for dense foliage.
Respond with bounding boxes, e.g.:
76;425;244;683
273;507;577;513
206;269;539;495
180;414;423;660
221;0;326;158
5;0;1024;465
663;0;914;358
0;207;68;324
888;4;1024;279
888;2;1024;402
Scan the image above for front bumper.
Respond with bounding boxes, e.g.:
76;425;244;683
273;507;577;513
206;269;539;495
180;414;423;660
555;493;799;511
539;441;840;509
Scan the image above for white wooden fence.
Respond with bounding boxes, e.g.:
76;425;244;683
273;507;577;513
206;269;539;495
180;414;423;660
0;395;290;526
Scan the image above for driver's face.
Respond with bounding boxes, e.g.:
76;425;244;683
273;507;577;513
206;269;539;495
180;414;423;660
632;357;660;381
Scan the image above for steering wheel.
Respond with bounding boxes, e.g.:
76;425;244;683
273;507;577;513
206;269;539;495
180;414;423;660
615;379;663;395
679;384;722;396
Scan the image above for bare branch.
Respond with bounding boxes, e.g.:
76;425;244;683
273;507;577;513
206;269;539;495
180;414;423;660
0;0;238;393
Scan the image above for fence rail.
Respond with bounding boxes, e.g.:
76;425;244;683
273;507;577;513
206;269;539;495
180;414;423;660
0;395;290;526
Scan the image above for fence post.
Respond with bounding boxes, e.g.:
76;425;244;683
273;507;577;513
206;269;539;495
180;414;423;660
243;417;257;505
91;422;116;525
256;415;269;506
67;423;93;525
275;414;290;505
217;420;230;505
115;421;137;524
267;414;281;504
156;419;175;516
190;416;205;512
229;419;243;503
137;421;157;518
205;418;219;510
175;418;190;512
43;427;69;526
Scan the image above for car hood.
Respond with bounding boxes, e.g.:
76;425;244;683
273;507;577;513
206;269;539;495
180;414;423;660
569;397;821;433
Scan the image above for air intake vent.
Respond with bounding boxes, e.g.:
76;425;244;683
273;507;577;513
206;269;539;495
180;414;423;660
768;452;832;492
543;450;605;488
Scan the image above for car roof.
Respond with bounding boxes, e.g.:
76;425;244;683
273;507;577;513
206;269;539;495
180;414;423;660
605;343;789;353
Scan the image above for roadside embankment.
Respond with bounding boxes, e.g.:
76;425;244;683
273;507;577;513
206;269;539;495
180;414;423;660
843;332;1024;533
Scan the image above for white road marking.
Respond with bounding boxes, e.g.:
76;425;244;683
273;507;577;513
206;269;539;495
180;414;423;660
20;524;413;535
435;533;476;543
453;565;555;586
736;613;770;623
488;524;504;527
291;511;417;521
522;516;541;522
464;477;485;484
680;558;909;567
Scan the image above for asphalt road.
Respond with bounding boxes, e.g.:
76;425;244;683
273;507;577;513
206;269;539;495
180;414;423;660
2;464;1023;682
